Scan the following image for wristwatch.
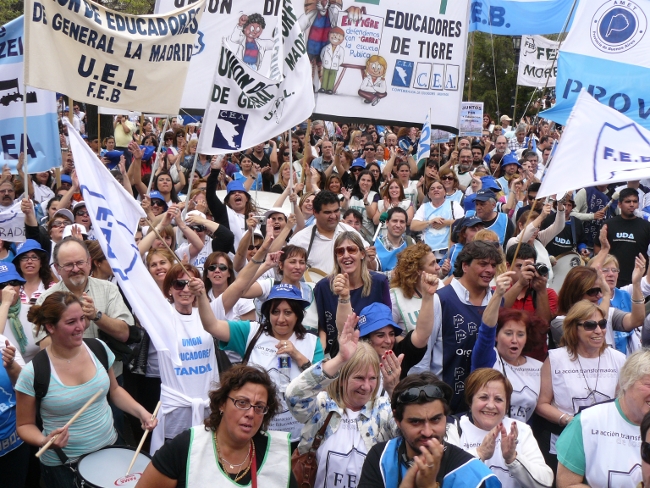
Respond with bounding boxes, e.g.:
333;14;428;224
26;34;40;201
93;310;103;322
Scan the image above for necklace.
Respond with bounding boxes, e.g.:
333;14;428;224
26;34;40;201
214;432;255;482
48;346;82;364
576;353;601;395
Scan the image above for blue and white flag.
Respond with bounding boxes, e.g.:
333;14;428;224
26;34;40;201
543;0;650;129
0;201;25;243
417;110;431;169
469;0;575;35
538;90;650;198
0;16;60;174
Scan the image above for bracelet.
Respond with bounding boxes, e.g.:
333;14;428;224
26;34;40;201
251;257;265;265
338;297;351;304
632;297;645;304
300;361;312;372
559;413;567;424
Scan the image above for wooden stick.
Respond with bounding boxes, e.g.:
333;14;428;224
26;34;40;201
36;390;104;458
145;219;192;278
507;197;540;271
125;401;161;476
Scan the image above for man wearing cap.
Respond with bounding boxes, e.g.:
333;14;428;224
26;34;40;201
500;114;513;136
358;372;499;488
375;207;415;273
472;189;514;247
412;241;503;413
35;238;135;379
289;191;375;275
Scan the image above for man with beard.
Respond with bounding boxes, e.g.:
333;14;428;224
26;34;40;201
411;241;503;412
454;148;474;191
359;373;499;488
0;177;17;210
483;135;510;164
34;238;134;379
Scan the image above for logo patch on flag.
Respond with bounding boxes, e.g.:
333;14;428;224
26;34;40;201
391;60;414;87
590;0;647;53
212;110;248;150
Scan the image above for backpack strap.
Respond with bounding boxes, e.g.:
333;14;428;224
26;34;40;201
242;324;265;364
83;338;109;372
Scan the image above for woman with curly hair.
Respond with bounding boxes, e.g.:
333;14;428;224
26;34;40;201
389;243;443;332
137;365;295;488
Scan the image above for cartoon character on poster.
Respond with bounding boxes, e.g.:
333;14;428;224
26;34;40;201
319;27;345;94
230;13;273;71
300;0;362;84
358;55;387;106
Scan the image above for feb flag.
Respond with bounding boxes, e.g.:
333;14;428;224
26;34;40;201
197;0;313;154
0;16;60;174
543;0;650;129
469;0;575;35
538;90;650;198
416;110;431;169
25;0;205;113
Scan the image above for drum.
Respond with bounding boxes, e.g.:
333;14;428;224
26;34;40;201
549;251;584;293
76;446;151;487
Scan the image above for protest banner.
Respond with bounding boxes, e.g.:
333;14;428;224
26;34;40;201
469;0;575;36
0;201;25;243
309;0;470;131
25;0;205;114
542;0;650;129
197;0;313;154
460;102;483;137
0;16;60;174
538;90;650;198
431;128;454;143
516;35;558;88
416;109;430;168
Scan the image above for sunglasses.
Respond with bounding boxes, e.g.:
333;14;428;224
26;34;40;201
283;152;290;156
585;287;602;297
207;263;228;272
440;175;455;181
642;441;650;464
335;245;359;257
75;210;89;217
171;279;191;291
50;220;70;229
151;200;165;207
350;167;362;172
0;280;22;289
397;385;446;405
577;319;607;331
248;244;260;251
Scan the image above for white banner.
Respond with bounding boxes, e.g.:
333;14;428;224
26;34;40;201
25;0;205;114
0;201;25;243
516;35;558;88
197;0;314;154
538;90;650;198
460;101;483;137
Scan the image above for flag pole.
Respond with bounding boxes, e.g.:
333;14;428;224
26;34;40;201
21;86;28;200
147;117;170;194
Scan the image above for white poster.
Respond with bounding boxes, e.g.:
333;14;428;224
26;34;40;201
197;0;314;155
516;35;558;88
0;201;25;243
460;101;483;137
25;0;205;113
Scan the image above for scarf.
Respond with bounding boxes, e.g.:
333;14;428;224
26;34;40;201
7;300;28;354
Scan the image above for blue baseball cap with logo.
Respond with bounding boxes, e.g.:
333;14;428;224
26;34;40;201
13;239;46;264
148;191;168;211
357;303;403;338
475;189;497;202
480;176;502;192
500;154;521;168
60;174;73;185
0;263;26;285
350;158;366;170
264;284;310;308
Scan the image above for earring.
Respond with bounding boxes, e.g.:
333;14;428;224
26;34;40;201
219;410;223;415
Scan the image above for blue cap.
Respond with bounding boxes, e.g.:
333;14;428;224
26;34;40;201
140;145;155;162
500;154;521;167
148;191;168;211
480;175;501;192
463;194;476;213
0;263;26;285
350;158;366;169
60;174;72;185
265;284;310;308
103;150;124;166
81;134;88;140
475;189;497;202
226;180;250;198
462;215;484;228
357;303;403;337
13;239;46;264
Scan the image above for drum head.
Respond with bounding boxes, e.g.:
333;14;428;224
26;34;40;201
77;446;151;487
549;251;584;293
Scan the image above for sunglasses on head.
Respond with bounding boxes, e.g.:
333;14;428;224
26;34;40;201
397;385;446;405
0;280;22;289
335;245;359;257
585;287;602;297
642;441;650;464
171;279;191;291
577;319;607;331
207;263;228;272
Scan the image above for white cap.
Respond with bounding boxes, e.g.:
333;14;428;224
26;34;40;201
185;210;206;221
263;207;289;219
62;224;88;239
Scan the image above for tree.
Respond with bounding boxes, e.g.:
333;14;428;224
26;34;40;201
0;0;23;26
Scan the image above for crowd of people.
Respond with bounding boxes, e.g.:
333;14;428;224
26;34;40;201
2;108;650;487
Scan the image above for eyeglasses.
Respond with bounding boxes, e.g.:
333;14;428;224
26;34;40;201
601;268;620;274
57;260;88;272
642;441;650;464
440;175;455;181
228;397;268;415
207;263;228;272
172;279;191;290
364;147;375;152
577;319;607;331
0;280;22;289
0;189;15;195
75;210;89;217
151;200;165;207
585;287;602;297
397;385;446;405
19;254;41;262
50;220;70;229
335;246;359;257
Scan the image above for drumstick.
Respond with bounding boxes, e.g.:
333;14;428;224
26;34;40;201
125;401;162;476
36;390;104;458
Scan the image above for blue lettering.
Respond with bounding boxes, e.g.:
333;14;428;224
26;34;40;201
620;152;631;163
489;6;505;27
603;147;615;160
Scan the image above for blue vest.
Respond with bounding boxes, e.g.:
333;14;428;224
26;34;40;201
446;243;464;277
610;288;634;354
0;365;22;456
486;212;508;245
375;238;406;272
379;437;500;488
422;201;455;251
437;285;486;413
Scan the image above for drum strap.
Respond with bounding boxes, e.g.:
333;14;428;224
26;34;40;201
570;216;578;252
305;225;319;264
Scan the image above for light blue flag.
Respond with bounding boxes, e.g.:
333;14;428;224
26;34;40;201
469;0;576;35
417;110;431;169
0;16;60;174
532;136;537;153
